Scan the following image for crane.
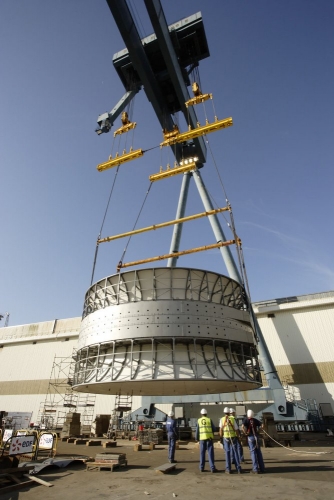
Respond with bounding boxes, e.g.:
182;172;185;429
90;0;309;422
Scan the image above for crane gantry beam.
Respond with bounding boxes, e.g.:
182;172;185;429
144;0;207;165
105;0;184;163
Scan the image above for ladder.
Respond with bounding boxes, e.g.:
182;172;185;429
107;393;133;438
78;393;97;435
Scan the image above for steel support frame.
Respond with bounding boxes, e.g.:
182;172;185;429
167;172;192;267
73;337;259;385
191;168;241;284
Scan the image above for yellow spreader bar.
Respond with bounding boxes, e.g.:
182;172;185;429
97;148;144;172
149;161;197;182
114;122;136;137
185;93;212;107
160;117;233;148
117;239;239;271
98;207;229;244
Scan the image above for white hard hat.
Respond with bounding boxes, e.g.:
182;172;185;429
224;407;230;413
200;408;207;415
168;411;174;417
229;408;234;414
247;409;254;418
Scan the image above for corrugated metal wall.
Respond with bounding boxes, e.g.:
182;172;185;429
254;293;334;408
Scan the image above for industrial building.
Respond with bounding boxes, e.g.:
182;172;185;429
1;289;333;427
1;2;333;434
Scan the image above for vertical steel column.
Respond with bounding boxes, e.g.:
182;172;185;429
167;172;192;267
192;168;283;391
191;169;242;284
251;311;283;390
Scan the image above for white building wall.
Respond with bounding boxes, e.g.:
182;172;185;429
0;319;156;422
1;291;334;423
0;319;80;423
254;292;334;409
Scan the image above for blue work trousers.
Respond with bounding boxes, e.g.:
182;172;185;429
168;433;176;461
223;437;241;471
248;435;265;472
232;439;244;463
199;438;215;471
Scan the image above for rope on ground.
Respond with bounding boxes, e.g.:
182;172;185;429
261;429;331;455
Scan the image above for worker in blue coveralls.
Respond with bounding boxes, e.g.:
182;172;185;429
242;409;265;474
166;410;178;463
195;408;218;473
219;407;242;474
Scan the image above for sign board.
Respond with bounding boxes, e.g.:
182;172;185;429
9;435;35;455
7;411;32;429
38;432;54;450
16;430;28;436
174;406;184;419
3;428;13;442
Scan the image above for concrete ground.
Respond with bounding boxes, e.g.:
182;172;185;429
2;438;334;500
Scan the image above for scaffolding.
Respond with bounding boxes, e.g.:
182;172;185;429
38;350;96;431
107;393;133;439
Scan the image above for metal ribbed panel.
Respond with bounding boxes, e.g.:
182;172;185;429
73;268;261;395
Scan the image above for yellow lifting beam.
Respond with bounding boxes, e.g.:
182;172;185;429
185;93;212;107
98;207;229;243
185;82;212;106
114;111;137;136
114;121;136;137
160;116;233;148
96;148;144;172
149;160;198;182
117;239;239;271
162;124;180;142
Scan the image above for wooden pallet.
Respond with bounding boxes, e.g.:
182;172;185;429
86;461;128;472
95;453;126;460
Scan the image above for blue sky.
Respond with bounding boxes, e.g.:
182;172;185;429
1;0;333;327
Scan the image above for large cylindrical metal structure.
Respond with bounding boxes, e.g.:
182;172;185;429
72;267;261;396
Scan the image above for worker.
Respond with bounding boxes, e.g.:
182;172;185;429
195;408;218;473
229;408;244;463
242;409;265;474
166;410;178;463
219;407;242;474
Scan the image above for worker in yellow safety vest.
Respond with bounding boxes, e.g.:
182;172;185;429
219;407;242;474
195;408;218;473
